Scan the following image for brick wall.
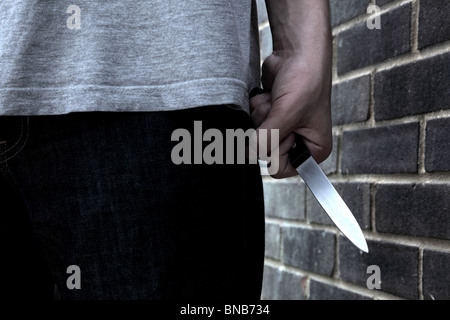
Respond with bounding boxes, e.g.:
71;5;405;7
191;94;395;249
257;0;450;300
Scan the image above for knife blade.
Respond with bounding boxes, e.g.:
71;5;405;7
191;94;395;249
288;133;368;253
249;88;369;253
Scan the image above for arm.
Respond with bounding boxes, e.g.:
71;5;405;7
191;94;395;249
250;0;333;178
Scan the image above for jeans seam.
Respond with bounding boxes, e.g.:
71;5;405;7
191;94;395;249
0;116;30;165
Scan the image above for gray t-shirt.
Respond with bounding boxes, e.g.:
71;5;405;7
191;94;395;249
0;1;261;115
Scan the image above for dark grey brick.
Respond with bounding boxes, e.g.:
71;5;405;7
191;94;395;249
263;180;305;220
425;118;450;172
329;0;371;27
337;4;411;75
377;0;395;6
309;280;372;300
261;265;281;300
307;183;371;230
339;237;419;299
418;0;450;49
423;250;450;300
331;75;371;126
341;123;419;174
375;184;450;240
374;52;450;121
277;270;307;300
265;223;281;260
281;226;335;276
261;265;306;300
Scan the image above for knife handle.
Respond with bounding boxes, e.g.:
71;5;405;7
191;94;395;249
249;87;268;98
288;133;311;168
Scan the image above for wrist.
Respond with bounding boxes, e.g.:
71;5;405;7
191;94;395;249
266;0;332;54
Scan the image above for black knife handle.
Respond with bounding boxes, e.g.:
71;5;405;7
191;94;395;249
249;87;268;98
288;133;311;168
249;87;311;168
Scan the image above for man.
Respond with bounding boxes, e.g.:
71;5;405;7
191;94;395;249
0;0;332;299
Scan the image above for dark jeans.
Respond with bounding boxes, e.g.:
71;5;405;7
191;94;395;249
0;106;265;300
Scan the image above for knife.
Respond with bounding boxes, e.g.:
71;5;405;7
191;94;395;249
250;88;369;253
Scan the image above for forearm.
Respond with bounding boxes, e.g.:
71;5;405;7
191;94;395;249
265;0;332;57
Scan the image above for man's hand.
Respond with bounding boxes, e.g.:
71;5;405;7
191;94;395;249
249;0;333;179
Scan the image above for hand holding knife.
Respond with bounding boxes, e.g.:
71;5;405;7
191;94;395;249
250;87;369;253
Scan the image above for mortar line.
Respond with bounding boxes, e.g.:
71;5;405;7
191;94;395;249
361;232;450;253
334;232;341;279
418;116;426;174
264;217;338;233
303;178;309;223
279;224;284;268
305;274;311;300
418;248;424;300
334;40;450;83
326;173;450;184
332;108;450;132
266;215;450;253
335;130;343;175
332;0;413;36
263;258;404;300
332;36;338;82
368;70;376;127
264;171;450;184
370;182;377;233
411;0;420;53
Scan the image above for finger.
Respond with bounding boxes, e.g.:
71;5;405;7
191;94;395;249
253;111;292;160
249;91;270;113
250;100;272;128
267;133;299;179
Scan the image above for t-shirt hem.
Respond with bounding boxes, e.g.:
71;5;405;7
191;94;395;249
0;78;251;116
